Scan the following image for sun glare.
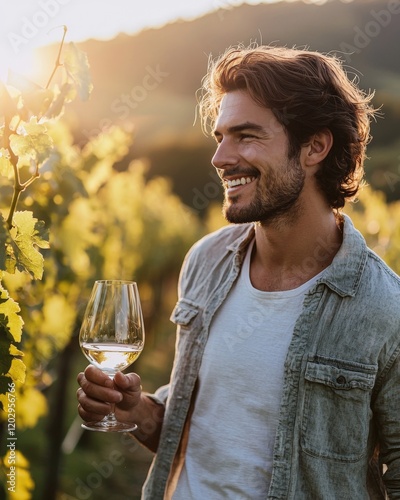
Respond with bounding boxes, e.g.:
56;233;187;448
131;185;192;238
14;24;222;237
0;45;37;84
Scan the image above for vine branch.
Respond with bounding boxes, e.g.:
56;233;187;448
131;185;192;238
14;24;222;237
4;121;21;229
45;25;67;89
4;26;67;229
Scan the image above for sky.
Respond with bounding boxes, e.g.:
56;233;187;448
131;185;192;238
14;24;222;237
0;0;290;80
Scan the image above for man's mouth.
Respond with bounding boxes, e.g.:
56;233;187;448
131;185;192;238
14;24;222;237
224;176;257;189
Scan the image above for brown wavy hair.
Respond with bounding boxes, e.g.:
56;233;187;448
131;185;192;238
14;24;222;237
198;45;377;209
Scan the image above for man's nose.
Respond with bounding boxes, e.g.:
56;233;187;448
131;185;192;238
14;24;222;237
211;139;237;170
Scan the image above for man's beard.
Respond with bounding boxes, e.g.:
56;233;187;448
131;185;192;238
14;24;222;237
223;157;305;226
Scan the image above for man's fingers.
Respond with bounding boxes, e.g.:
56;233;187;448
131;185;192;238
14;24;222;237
77;367;123;404
76;385;112;421
77;366;142;422
113;371;141;392
84;365;114;388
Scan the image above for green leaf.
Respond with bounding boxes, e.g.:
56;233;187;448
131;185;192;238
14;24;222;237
0;322;13;376
63;42;93;101
10;211;48;279
23;88;54;118
7;358;26;383
0;284;23;343
0;284;24;385
0;148;13;179
7;70;54;118
9;344;23;356
44;82;74;119
0;214;13;271
0;376;12;410
30;219;50;250
10;118;54;164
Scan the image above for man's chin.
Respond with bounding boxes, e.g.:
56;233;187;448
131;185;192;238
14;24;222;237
223;198;266;224
223;207;254;224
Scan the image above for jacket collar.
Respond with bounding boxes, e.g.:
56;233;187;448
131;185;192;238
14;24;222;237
320;214;368;297
226;214;368;297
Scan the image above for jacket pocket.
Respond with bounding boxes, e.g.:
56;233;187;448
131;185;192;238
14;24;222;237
301;357;377;462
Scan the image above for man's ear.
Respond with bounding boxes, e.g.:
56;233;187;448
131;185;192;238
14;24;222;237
302;129;333;167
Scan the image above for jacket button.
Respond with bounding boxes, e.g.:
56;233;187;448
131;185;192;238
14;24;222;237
336;375;346;385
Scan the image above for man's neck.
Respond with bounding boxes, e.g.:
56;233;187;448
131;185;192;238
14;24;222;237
250;210;343;292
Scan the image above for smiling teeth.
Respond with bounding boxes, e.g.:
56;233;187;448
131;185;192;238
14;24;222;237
226;177;254;188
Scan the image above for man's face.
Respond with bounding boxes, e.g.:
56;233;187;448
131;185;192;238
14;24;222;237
212;90;305;225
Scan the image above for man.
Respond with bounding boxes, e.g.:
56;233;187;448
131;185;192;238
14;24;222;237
77;45;400;499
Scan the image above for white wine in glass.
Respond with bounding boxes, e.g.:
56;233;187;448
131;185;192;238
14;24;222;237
79;280;145;432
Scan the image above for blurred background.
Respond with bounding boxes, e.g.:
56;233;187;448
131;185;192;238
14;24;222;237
0;0;400;498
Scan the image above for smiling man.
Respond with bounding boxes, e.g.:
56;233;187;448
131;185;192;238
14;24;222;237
214;93;307;225
77;45;400;499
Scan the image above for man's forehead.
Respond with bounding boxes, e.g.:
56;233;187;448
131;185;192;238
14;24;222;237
215;91;273;129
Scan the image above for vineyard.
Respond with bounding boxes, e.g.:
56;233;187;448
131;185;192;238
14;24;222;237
1;3;400;498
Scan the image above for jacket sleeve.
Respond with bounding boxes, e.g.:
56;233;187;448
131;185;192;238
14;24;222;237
376;349;400;498
146;384;170;406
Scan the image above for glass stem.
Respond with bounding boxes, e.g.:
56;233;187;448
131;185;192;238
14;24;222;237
108;374;117;420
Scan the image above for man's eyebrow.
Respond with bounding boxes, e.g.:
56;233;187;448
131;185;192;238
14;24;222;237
213;122;266;137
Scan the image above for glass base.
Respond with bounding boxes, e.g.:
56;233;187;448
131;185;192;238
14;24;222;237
81;414;137;433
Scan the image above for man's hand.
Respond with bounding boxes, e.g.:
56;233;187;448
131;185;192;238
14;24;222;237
77;365;164;452
77;365;142;425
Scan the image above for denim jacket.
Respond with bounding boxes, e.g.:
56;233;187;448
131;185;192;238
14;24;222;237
142;215;400;499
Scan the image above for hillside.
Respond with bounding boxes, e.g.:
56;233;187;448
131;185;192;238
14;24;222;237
37;0;400;205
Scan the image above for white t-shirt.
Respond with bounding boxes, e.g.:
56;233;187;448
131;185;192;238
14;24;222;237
173;239;324;499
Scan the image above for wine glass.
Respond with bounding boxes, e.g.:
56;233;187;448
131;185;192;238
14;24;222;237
79;280;145;432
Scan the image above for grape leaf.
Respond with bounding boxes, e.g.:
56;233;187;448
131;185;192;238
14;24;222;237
15;386;47;428
0;322;13;376
7;70;54;117
0;285;23;343
9;118;54;164
22;88;54;118
9;211;49;279
28;218;50;250
0;283;25;387
0;312;24;387
0;214;12;270
64;42;93;101
41;294;76;350
9;344;23;356
7;357;26;383
44;82;75;119
0;148;13;179
0;378;12;411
